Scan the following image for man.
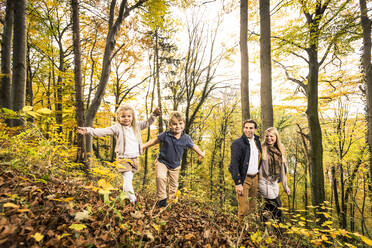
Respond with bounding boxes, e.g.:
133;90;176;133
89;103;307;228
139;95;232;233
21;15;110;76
229;119;262;220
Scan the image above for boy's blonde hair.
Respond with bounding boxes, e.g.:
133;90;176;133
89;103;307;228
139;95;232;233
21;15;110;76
169;111;186;124
116;105;137;134
261;127;286;162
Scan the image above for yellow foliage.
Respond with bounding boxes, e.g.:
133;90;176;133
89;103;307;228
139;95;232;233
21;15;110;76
97;179;115;194
360;235;372;246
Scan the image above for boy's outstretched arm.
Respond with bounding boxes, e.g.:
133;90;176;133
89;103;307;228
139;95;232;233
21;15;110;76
192;145;205;160
143;137;160;151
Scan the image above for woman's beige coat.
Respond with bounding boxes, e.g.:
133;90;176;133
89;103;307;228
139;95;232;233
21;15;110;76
258;158;290;199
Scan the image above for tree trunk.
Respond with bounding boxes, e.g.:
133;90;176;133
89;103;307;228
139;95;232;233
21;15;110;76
85;0;129;128
219;122;228;208
84;0;134;156
307;46;325;208
240;0;249;122
209;142;218;199
259;0;273;132
11;0;27;126
155;28;164;133
71;0;86;163
26;42;33;106
359;0;372;205
143;77;155;187
304;161;309;227
291;146;298;211
1;0;14;111
331;166;342;225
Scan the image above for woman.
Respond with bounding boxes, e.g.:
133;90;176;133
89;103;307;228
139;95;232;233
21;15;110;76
258;127;290;222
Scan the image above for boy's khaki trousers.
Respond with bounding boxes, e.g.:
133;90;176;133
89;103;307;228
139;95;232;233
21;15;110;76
155;160;181;201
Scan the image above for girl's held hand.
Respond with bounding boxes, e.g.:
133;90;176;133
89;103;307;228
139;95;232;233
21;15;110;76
152;107;161;117
285;187;291;195
77;127;87;135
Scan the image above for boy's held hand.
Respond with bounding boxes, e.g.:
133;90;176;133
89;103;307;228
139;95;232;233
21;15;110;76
198;151;205;160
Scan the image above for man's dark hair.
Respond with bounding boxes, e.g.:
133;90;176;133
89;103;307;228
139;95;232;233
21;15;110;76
243;119;257;129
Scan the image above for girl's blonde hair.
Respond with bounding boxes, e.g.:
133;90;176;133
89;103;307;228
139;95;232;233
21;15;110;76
116;105;137;134
261;127;286;162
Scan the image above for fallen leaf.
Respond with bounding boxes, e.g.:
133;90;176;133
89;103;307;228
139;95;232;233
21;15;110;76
69;224;87;231
203;229;211;239
184;233;194;240
74;210;90;221
17;208;30;213
32;232;44;242
57;233;71;240
3;203;19;209
143;230;154;242
131;211;144;219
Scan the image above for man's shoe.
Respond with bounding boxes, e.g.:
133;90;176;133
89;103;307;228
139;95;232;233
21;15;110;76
156;198;167;208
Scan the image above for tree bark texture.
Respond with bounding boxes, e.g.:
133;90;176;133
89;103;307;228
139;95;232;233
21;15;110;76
154;28;164;133
306;46;325;207
1;0;14;110
359;0;372;203
259;0;273;133
11;0;27;126
240;0;249;122
26;43;33;106
72;0;86;162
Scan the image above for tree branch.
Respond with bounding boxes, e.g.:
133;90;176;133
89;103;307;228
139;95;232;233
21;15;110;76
273;59;307;93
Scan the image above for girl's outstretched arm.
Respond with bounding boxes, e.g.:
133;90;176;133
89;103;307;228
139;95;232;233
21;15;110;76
138;107;161;130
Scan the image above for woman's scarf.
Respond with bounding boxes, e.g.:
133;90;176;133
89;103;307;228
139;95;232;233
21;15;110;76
267;146;283;178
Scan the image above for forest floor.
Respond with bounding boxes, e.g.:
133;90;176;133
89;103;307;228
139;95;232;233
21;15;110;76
0;163;297;248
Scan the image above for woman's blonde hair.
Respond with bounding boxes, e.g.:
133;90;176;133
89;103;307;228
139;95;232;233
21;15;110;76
116;105;137;134
261;127;286;162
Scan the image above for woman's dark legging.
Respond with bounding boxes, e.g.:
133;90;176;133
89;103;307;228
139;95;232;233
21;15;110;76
262;197;282;222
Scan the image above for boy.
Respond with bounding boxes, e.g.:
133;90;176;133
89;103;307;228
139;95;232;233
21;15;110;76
143;111;205;207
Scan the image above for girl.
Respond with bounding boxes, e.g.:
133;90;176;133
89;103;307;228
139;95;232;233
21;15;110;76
77;105;160;203
258;127;290;222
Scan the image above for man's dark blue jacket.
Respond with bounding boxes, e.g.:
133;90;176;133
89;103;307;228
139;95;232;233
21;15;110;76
229;134;262;185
